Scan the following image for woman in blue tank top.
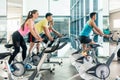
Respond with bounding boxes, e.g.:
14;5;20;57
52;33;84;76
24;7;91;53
79;12;108;56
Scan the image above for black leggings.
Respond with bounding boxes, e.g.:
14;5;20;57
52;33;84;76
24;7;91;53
8;31;27;64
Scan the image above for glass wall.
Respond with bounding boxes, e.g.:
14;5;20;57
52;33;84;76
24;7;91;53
23;16;70;41
70;0;109;35
0;17;7;43
70;0;101;36
0;0;7;43
70;0;109;48
23;0;70;39
23;0;70;16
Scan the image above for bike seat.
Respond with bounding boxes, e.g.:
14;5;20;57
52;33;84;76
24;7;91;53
90;44;101;48
0;52;11;59
4;44;14;48
34;41;40;43
44;50;54;53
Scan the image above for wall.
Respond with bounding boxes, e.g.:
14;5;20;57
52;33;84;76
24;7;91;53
110;11;120;31
0;0;6;16
109;0;120;11
23;0;70;36
109;0;120;31
0;0;7;43
103;0;109;16
7;0;23;42
23;0;70;16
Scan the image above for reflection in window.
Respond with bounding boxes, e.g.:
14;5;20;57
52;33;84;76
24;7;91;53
0;17;7;43
86;16;89;22
93;0;98;11
85;0;89;15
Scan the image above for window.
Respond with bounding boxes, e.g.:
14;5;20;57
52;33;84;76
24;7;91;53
0;17;7;43
113;19;120;28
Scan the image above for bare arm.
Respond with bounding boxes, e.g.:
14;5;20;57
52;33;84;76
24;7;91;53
49;27;62;37
49;20;62;37
34;26;40;37
27;19;42;41
91;21;104;36
43;26;53;41
93;28;100;35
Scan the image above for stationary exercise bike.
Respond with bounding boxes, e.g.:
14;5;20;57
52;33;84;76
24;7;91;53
109;31;120;61
31;35;68;66
0;35;25;78
70;34;114;80
0;42;15;79
7;40;54;77
70;37;99;65
0;38;47;77
71;37;82;55
10;35;67;79
0;51;14;80
79;33;120;80
4;44;26;77
28;36;65;80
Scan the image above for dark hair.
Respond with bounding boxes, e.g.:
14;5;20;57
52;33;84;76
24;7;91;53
21;10;38;31
90;12;97;18
45;13;53;18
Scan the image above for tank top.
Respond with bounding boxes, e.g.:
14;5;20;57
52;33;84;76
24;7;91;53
80;23;93;37
18;24;30;36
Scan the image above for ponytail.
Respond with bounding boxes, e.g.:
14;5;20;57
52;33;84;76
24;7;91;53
21;10;38;31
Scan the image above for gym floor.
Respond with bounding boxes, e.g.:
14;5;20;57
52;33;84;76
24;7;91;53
0;43;120;80
25;58;120;80
23;49;120;80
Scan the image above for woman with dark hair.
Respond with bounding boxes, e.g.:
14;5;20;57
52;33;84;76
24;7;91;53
8;10;42;65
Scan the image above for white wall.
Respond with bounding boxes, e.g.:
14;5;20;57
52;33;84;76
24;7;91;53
49;0;70;16
23;0;48;16
103;0;109;16
109;0;120;31
0;0;6;16
23;0;70;16
7;0;23;41
109;0;120;11
110;12;120;30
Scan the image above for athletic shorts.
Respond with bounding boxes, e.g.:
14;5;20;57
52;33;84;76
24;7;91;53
27;33;48;43
27;33;54;47
79;36;92;44
27;33;36;43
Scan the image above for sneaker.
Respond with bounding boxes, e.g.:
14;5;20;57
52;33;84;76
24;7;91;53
81;51;87;56
76;56;84;63
24;64;32;69
10;65;14;72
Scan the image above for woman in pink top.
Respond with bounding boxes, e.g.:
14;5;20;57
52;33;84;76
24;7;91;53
8;10;42;64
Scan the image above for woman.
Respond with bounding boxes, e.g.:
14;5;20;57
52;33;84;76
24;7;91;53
8;10;42;65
